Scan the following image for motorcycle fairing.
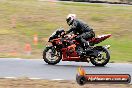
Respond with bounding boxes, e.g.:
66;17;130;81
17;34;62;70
89;34;111;45
61;46;80;61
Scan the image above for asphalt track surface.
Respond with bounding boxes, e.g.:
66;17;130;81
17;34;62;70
0;58;132;81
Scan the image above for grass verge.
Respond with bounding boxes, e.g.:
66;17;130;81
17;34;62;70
0;0;131;62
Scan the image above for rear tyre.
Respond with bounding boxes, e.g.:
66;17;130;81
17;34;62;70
90;47;110;66
43;46;61;65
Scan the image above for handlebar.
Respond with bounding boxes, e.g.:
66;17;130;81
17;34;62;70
64;34;77;39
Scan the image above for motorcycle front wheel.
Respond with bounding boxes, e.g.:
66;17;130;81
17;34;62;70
90;47;110;66
43;46;61;65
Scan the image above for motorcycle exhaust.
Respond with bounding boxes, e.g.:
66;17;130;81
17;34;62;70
104;45;111;49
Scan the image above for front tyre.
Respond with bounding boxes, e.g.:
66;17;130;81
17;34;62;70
43;46;61;65
90;47;110;66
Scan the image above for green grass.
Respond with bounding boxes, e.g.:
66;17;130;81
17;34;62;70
0;0;132;62
98;38;132;63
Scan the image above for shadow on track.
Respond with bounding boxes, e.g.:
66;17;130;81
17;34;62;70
43;63;109;68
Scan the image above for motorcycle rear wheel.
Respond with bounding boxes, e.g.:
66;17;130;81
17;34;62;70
90;47;110;66
43;46;61;65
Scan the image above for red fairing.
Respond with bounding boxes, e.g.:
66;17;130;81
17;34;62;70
49;34;111;62
90;34;111;44
61;34;111;61
61;48;80;61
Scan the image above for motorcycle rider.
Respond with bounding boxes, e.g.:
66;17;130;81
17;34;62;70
65;14;95;57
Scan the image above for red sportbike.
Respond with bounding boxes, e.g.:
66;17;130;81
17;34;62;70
43;28;111;66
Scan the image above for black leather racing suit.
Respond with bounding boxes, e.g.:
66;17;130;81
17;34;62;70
66;19;95;55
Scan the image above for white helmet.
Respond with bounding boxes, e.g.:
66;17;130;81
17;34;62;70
66;14;76;26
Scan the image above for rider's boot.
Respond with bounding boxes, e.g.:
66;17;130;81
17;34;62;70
83;42;93;54
77;47;86;59
76;43;88;59
78;42;92;59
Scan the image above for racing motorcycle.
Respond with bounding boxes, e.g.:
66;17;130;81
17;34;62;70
43;28;111;66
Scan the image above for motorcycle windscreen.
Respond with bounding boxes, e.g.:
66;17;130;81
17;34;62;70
49;29;60;41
